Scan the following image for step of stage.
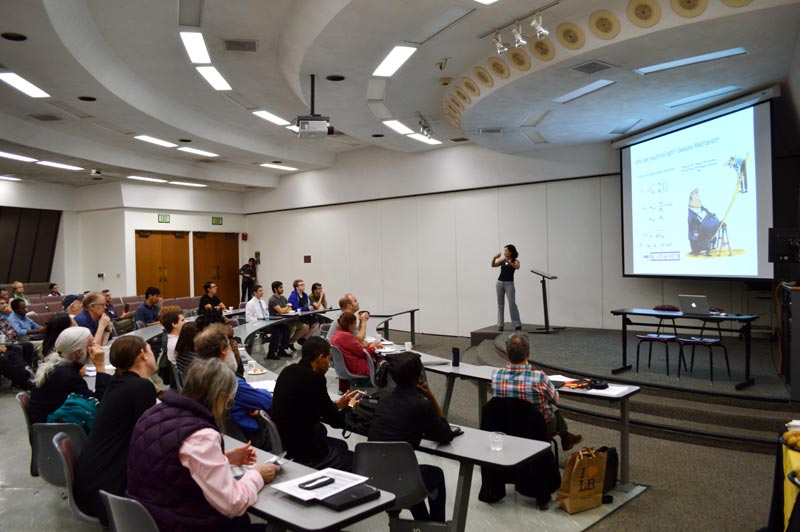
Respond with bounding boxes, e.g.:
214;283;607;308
470;322;557;347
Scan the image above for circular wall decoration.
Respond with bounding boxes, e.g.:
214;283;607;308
626;0;661;28
589;10;621;40
508;48;531;71
720;0;752;6
454;86;471;104
670;0;708;17
473;66;494;88
529;38;555;61
556;22;586;50
462;77;480;97
487;57;510;79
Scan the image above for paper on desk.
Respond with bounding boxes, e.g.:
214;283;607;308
585;385;635;397
247;379;276;392
547;375;574;382
271;468;368;502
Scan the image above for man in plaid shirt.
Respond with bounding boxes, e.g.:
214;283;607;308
491;332;582;451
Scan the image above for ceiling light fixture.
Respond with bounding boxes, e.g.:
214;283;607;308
260;163;298;171
127;175;168;183
552;79;615;103
473;0;499;4
285;125;300;133
372;46;417;77
512;23;527;47
195;66;232;91
0;72;50;98
179;31;211;64
36;161;83;171
492;32;509;55
407;133;442;145
530;13;549;40
169;181;207;187
382;120;415;135
253;110;291;126
0;150;37;162
177;147;219;157
664;86;740;108
635;47;747;75
0;175;21;181
135;135;179;148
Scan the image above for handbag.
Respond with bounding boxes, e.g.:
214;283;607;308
556;447;607;514
47;392;100;434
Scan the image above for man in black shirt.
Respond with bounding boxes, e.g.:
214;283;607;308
369;352;455;522
271;337;359;471
198;280;227;314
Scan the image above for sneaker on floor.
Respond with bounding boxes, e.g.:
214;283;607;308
278;350;293;358
561;433;583;451
287;344;296;352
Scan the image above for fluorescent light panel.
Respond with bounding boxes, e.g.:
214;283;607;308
553;79;615;103
196;66;232;91
127;175;168;183
473;0;499;4
407;133;442;145
0;150;37;162
0;175;21;181
372;46;417;77
382;120;415;135
260;163;298;171
665;86;740;108
179;32;211;64
635;47;747;75
253;110;290;126
286;125;300;133
177;146;219;157
0;72;50;98
135;135;178;148
169;181;207;187
36;161;83;171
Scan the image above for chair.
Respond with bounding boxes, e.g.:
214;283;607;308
635;316;679;377
171;363;184;392
354;442;447;531
330;345;375;388
33;311;55;327
121;296;140;305
15;392;37;476
28;302;49;314
259;411;283;454
161;298;179;309
676;337;731;382
52;432;101;524
42;295;63;307
27;294;43;305
99;490;159;532
239;302;247;309
32;423;88;486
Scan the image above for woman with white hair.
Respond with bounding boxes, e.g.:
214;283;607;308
28;327;109;424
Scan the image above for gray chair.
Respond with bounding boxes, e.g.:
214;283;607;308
330;345;376;388
15;392;37;476
259;411;284;454
52;432;100;524
353;442;447;532
99;490;159;532
32;423;87;486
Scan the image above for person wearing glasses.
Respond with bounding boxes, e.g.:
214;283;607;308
199;281;228;315
74;291;113;346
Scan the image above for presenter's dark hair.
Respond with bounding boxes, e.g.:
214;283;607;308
505;332;530;363
271;281;283;292
505;244;519;260
388;352;423;388
301;336;330;362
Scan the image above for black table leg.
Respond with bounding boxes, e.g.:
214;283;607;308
735;322;755;390
613;315;632;374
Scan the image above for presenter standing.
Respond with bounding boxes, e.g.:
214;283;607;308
492;245;521;331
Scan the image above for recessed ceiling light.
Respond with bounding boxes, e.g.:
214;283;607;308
260;163;298;171
169;181;207;187
196;66;231;91
326;75;346;82
135;134;178;148
92;176;103;181
382;120;415;135
271;160;283;164
177;146;219;157
127;175;168;183
635;47;747;75
36;161;83;171
1;33;27;42
0;175;21;181
552;79;615;103
179;138;192;143
407;133;442;145
371;134;385;138
77;96;96;102
253;110;290;126
473;0;499;4
0;72;50;98
179;31;211;64
286;125;300;133
0;150;37;162
664;86;740;108
372;46;417;77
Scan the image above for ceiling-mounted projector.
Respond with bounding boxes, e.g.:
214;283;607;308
297;115;332;140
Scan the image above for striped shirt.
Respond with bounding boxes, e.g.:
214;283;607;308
491;364;558;423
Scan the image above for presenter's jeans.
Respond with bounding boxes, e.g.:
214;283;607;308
496;281;521;328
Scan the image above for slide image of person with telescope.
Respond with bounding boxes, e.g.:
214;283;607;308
727;155;748;194
687;188;721;255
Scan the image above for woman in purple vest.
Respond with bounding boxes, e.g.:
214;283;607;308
126;358;279;532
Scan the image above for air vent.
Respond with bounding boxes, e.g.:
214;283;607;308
29;113;63;122
450;137;469;142
571;60;614;75
223;39;258;52
478;128;502;134
48;100;92;119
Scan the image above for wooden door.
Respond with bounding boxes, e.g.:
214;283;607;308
135;231;190;298
193;232;239;306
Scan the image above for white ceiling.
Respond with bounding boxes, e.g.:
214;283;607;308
0;0;797;190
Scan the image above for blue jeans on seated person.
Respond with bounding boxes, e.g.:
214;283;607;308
410;464;446;522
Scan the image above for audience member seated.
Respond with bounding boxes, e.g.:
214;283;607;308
244;284;268;323
11;281;30;305
327;293;372;343
0;303;37;363
199;281;227;314
159;309;185;366
28;327;109;425
48;283;62;297
492;332;582;451
102;289;135;332
330;311;381;391
126;358;279;532
271;337;359;471
0;343;34;390
174;321;199;375
42;314;75;356
8;299;46;340
73;336;158;525
0;288;10;311
287;279;320;340
74;291;113;346
63;294;84;318
369;352;454;522
309;282;332;324
268;281;306;355
134;286;161;328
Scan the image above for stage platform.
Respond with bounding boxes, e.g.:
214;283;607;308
470;323;790;402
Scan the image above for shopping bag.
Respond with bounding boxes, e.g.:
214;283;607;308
556;447;606;514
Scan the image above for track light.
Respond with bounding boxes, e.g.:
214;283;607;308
492;32;509;55
530;13;549;40
512;23;527;47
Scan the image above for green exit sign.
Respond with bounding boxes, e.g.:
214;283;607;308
158;214;170;223
212;216;223;226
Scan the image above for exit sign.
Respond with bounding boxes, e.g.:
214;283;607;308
212;216;223;226
158;214;170;223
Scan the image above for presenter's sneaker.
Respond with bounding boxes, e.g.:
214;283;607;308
561;433;583;451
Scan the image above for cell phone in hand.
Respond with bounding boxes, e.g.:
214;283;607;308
299;476;334;490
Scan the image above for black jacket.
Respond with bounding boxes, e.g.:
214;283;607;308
368;387;454;446
29;362;111;425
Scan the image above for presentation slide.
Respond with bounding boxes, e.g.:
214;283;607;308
622;103;773;279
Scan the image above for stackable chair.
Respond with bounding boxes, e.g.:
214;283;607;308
99;490;159;532
635;314;680;377
676;336;731;382
330;345;376;389
52;432;100;524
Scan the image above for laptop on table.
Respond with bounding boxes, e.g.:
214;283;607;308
678;294;719;316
